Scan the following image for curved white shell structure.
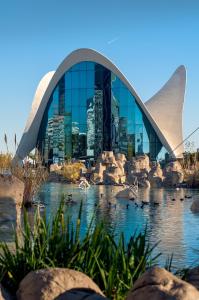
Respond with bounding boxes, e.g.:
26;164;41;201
15;48;186;161
145;66;186;158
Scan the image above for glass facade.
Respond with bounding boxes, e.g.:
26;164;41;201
37;61;166;164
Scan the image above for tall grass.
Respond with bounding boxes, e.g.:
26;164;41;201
0;201;160;299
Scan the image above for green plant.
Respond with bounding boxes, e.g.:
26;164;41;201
0;201;160;299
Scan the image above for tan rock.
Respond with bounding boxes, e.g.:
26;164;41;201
163;161;184;186
148;163;163;187
97;151;116;165
129;154;150;173
115;153;126;164
126;267;199;300
17;268;105;300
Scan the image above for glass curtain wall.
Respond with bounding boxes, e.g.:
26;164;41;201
37;62;165;164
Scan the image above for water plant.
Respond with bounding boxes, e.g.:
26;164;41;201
0;201;160;299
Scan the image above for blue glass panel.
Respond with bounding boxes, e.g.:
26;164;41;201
86;61;95;71
72;89;79;106
65;72;71;89
79;89;87;106
71;72;79;88
79;106;87;125
79;72;87;88
78;62;87;70
87;70;94;88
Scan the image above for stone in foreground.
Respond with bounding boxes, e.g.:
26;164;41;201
186;266;199;291
126;267;199;300
17;268;106;300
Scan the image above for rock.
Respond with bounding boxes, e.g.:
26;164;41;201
49;164;62;172
115;153;126;164
126;267;199;300
186;266;199;290
190;199;199;213
90;163;106;183
0;174;24;207
163;161;184;187
97;151;116;165
139;178;150;188
55;288;107;300
103;172;120;185
17;268;105;300
0;284;13;300
0;175;24;242
148;162;163;188
116;187;137;199
129;154;150;173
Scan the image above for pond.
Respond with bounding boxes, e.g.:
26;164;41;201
1;182;199;270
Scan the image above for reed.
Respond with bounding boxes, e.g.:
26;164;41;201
0;200;160;299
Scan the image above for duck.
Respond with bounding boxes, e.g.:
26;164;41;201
185;195;192;199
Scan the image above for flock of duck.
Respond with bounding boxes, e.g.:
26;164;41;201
33;188;193;211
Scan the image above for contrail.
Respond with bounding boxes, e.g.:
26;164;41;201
107;36;120;45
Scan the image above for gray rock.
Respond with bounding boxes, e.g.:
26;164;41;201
126;267;199;300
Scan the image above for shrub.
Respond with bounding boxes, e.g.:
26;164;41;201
62;162;85;183
0;153;12;172
0;201;160;299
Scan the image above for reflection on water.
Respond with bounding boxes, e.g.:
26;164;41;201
1;183;199;269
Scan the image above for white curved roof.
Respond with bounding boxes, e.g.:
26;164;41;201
15;48;186;161
145;66;186;158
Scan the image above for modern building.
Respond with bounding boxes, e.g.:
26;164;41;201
15;48;186;164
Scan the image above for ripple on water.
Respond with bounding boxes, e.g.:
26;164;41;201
1;183;199;269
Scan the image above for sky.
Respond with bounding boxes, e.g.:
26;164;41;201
0;0;199;154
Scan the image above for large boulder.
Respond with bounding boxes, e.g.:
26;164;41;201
97;151;116;165
163;161;184;187
0;174;24;242
90;163;106;184
0;174;24;207
190;199;199;213
17;268;105;300
148;162;163;188
126;267;199;300
129;154;150;173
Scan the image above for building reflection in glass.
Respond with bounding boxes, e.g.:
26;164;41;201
37;62;167;164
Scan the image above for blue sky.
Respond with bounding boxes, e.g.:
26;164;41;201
0;0;198;153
